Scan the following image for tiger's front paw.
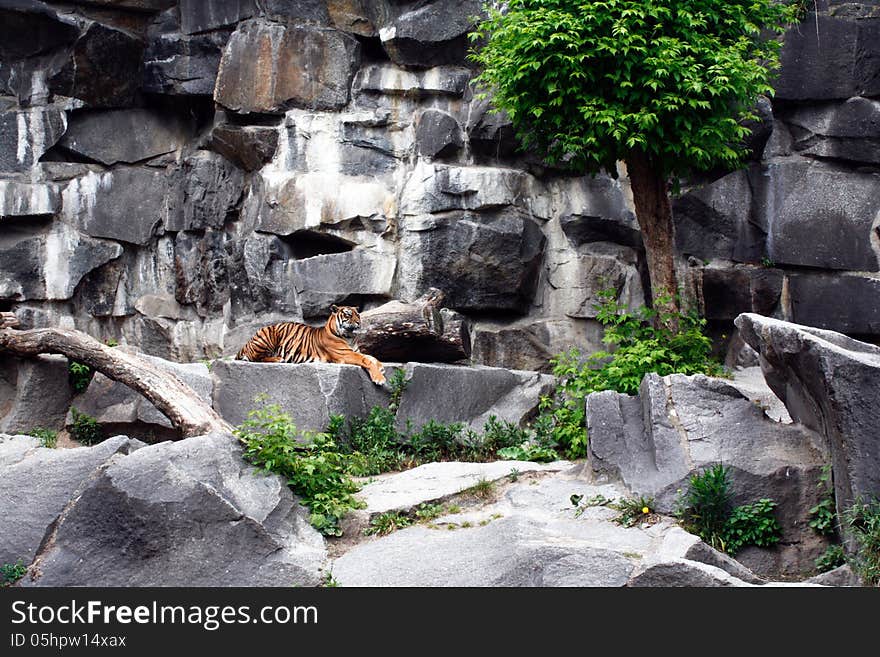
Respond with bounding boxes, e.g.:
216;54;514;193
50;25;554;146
370;361;386;385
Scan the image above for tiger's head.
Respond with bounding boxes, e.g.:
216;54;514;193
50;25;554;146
329;305;361;337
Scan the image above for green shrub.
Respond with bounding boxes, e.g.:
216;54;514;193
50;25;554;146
69;408;102;445
676;464;734;551
68;360;94;393
387;369;409;414
335;407;407;476
235;404;364;537
676;464;782;555
542;291;724;458
28;427;57;449
1;561;27;587
722;498;781;555
841;497;880;585
496;442;559;463
815;544;847;574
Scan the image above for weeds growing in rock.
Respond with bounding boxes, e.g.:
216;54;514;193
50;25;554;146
69;408;102;445
464;478;495;500
612;496;656;528
842;496;880;585
1;561;26;587
541;290;724;459
28;427;57;448
676;464;782;555
815;544;847;574
809;465;838;536
364;512;413;536
235;404;364;537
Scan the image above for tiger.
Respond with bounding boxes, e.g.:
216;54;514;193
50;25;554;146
235;305;386;384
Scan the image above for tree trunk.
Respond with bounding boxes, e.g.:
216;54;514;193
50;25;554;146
0;325;232;437
625;150;680;330
357;289;471;363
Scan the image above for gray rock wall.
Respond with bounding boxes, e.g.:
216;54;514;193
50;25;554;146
0;1;877;371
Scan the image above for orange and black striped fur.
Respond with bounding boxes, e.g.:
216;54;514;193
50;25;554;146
235;305;386;384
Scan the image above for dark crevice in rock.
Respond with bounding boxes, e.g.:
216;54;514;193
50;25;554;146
281;230;355;260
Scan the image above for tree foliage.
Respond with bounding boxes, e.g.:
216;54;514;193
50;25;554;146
469;0;801;177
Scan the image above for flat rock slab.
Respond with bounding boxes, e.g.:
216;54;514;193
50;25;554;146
357;459;572;514
333;467;814;587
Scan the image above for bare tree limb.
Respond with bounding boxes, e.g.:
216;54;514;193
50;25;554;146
0;325;232;437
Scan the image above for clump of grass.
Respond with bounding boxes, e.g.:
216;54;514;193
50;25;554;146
28;427;57;449
464;478;496;500
364;512;413;536
842;497;880;585
611;496;655;528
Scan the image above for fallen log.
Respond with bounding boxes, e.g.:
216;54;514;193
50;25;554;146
0;324;232;437
357;289;471;363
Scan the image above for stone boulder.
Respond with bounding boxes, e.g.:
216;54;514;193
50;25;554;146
208;122;279;171
393;362;555;432
179;0;257;35
0;0;79;61
214;19;361;113
784;97;880;165
399;210;545;313
775;15;880;100
49;21;145;108
785;273;880;335
21;432;327;586
415;108;462;158
585;372;830;577
58;108;189;165
143;28;228;96
0;434;142;567
0;355;73;434
0;106;67;173
0;180;59;218
0;218;122;301
377;0;484;68
164;151;245;231
68;353;213;441
735;313;880;511
212;360;390;431
61;168;167;245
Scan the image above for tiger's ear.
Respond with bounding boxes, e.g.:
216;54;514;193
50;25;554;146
330;305;339;313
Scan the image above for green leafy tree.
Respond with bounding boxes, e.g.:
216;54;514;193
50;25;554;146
470;0;800;323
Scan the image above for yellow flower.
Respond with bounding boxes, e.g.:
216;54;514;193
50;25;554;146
641;506;650;515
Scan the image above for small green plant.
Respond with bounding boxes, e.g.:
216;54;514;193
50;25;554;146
542;290;724;459
387;369;409;414
760;257;776;268
841;497;880;585
464;478;495;500
104;338;119;347
722;498;781;555
28;427;57;448
414;503;444;522
809;465;837;536
611;496;655;528
69;408;102;445
68;360;93;393
235;404;364;537
322;572;339;587
1;561;27;587
364;511;413;536
508;468;521;482
572;493;611;518
815;544;847;574
497;441;559;463
676;464;734;551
